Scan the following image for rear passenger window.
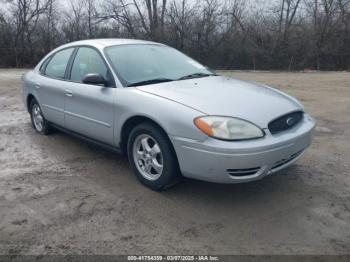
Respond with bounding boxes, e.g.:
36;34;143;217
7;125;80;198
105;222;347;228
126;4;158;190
39;57;51;74
70;47;109;83
45;48;74;79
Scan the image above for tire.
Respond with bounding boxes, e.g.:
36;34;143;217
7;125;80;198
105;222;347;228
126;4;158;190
127;122;181;190
29;99;50;135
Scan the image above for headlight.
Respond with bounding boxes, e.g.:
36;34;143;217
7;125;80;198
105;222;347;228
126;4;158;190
194;116;264;140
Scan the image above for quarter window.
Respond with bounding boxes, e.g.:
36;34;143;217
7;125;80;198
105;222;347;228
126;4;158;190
44;48;74;79
70;47;109;84
39;57;51;74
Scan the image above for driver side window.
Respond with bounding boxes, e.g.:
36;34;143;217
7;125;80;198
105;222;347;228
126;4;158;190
70;47;110;85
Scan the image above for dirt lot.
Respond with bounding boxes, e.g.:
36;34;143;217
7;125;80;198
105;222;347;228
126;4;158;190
0;69;349;255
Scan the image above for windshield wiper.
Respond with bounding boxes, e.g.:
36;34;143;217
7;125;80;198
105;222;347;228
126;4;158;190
127;78;174;87
178;72;216;80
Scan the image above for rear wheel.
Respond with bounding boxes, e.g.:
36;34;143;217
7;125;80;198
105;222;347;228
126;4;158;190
30;99;50;135
127;123;181;190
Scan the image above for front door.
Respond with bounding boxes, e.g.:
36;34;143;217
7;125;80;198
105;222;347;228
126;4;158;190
64;46;115;145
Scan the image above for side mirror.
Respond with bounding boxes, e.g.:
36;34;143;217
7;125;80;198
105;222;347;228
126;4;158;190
82;73;107;86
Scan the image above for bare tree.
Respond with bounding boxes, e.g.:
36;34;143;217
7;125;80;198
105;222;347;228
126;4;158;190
167;0;197;49
1;0;350;70
8;0;49;66
85;0;97;38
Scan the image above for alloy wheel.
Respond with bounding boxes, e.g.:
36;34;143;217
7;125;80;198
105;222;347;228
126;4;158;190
132;134;164;181
32;104;44;132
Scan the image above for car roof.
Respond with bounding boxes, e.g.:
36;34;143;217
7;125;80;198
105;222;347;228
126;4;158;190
61;38;164;49
35;38;164;70
35;38;166;71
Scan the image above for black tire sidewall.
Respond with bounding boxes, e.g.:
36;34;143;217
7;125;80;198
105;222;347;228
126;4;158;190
29;99;50;135
127;123;180;190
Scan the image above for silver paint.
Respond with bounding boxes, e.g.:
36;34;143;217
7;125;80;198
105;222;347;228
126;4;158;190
22;39;316;184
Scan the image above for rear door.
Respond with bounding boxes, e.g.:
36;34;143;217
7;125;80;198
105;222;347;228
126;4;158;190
64;46;116;145
38;47;75;126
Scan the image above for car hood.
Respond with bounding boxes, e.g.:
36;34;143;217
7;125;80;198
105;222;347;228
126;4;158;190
136;76;303;128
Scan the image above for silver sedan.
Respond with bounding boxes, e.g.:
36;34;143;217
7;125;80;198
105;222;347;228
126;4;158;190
22;39;316;190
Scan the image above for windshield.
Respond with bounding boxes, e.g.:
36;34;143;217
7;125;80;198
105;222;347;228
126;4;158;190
104;44;214;86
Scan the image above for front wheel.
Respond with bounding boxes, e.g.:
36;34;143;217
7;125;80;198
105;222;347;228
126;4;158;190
127;123;181;190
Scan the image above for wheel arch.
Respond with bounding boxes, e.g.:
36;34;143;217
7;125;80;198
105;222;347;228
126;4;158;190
120;115;177;159
26;93;38;112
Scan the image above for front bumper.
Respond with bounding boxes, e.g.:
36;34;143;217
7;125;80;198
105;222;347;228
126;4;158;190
171;113;316;183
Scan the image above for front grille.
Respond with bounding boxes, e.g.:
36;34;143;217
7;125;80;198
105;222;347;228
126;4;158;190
227;167;261;177
268;111;303;134
270;150;303;170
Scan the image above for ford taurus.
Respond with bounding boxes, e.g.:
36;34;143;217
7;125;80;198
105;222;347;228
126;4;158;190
22;39;316;190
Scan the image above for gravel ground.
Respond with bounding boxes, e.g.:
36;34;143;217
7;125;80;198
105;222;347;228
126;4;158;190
0;69;349;255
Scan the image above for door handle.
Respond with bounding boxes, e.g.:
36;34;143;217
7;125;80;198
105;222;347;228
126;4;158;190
34;83;41;89
65;89;73;97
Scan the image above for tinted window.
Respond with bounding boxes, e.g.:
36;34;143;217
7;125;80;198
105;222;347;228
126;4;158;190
70;47;109;83
45;48;74;79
